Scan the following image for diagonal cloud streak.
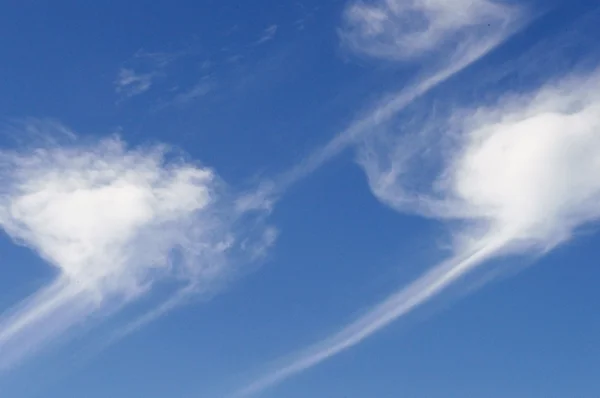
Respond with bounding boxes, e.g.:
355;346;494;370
238;234;508;396
271;0;523;195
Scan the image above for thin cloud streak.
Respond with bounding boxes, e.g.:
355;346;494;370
255;25;278;45
115;68;156;98
238;234;508;397
271;0;524;196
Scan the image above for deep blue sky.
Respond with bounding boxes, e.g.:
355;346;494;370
1;1;599;398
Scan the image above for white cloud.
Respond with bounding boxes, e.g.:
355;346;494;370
114;68;155;98
340;0;518;61
0;121;274;369
364;71;600;236
238;68;600;396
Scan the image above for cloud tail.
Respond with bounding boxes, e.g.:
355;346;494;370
0;277;96;369
238;232;511;396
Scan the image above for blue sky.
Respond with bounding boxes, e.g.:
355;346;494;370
1;1;600;397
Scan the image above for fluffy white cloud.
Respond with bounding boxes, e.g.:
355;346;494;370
0;122;274;369
364;71;600;245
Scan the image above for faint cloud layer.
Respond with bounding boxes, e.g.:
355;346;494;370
155;76;216;110
114;21;282;106
174;78;215;104
340;0;517;60
0;121;274;369
114;49;186;100
255;25;278;45
114;68;156;98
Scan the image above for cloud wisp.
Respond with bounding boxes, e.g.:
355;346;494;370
0;122;273;370
114;68;156;98
340;0;517;61
255;25;278;45
114;49;189;100
271;0;523;195
239;66;600;396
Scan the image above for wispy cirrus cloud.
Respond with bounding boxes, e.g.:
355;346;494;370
0;121;274;369
173;78;215;104
114;48;188;100
255;25;278;45
156;76;216;110
272;0;524;196
114;68;156;98
340;0;517;61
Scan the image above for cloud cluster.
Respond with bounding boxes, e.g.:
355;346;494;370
240;66;600;397
236;1;600;394
0;122;273;369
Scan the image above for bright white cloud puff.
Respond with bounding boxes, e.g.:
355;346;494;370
0;122;274;369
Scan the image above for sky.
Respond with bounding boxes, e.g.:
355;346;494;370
1;0;600;397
